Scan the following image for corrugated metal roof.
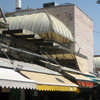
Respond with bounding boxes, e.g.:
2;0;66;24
5;12;73;41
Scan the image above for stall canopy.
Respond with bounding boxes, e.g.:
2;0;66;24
2;12;73;43
20;70;79;92
65;72;94;88
66;72;92;81
0;68;37;89
0;57;79;92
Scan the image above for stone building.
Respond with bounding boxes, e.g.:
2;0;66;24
6;3;94;73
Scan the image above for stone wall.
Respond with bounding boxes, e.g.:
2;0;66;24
74;6;94;72
43;5;94;72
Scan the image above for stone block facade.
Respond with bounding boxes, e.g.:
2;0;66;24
74;6;93;72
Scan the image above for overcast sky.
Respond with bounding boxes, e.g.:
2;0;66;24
0;0;100;55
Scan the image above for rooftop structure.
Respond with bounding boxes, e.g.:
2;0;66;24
5;4;94;73
5;12;73;43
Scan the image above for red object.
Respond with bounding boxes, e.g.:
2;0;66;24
77;81;81;86
77;80;93;88
90;82;93;87
86;82;90;87
82;81;85;87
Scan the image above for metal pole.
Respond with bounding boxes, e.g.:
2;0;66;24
0;8;7;23
0;43;58;63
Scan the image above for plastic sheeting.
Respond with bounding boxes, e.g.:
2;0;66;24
5;12;73;42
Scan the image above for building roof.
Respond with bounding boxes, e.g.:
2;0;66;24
5;12;73;41
5;4;92;21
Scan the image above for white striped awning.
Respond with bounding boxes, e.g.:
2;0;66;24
0;68;37;89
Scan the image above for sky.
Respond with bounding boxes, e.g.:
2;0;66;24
0;0;100;55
